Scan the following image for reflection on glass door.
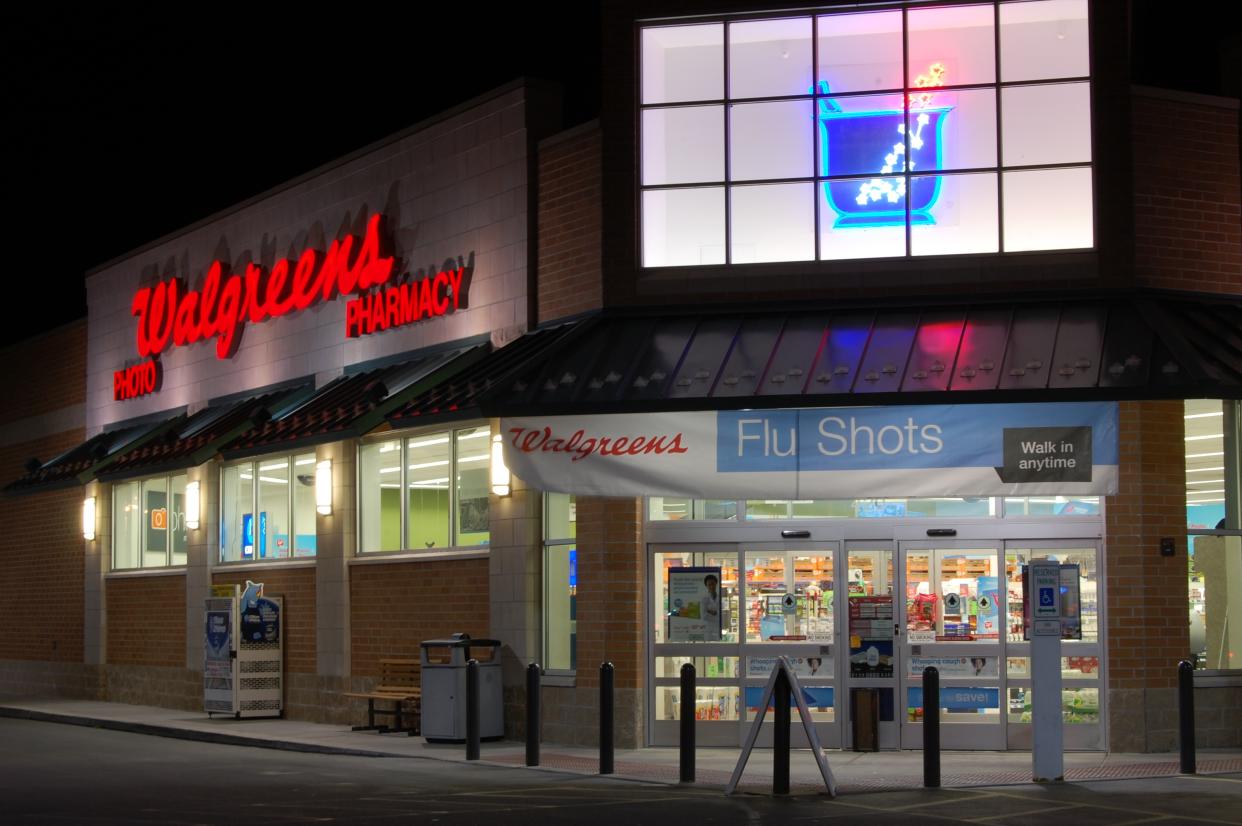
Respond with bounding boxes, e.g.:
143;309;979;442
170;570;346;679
652;547;742;746
742;546;839;747
900;543;1005;750
1004;543;1103;750
844;544;898;749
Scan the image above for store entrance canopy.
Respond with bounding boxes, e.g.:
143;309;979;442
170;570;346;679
486;291;1240;498
481;292;1242;416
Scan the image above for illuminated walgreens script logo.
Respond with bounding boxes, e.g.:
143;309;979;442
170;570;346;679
115;214;472;401
819;63;950;228
507;426;689;463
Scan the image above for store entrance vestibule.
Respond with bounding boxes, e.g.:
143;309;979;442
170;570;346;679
649;526;1104;751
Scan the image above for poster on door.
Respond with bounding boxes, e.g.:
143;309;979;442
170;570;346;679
849;596;894;678
667;567;723;642
907;655;999;679
204;609;233;681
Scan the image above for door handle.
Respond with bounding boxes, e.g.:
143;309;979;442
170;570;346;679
894;623;901;637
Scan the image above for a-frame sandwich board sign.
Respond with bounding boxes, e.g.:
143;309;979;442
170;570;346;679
725;655;838;797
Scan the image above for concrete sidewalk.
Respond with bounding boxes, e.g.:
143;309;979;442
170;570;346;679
3;698;1239;795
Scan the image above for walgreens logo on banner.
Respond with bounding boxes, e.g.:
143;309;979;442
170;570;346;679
114;213;471;401
507;425;689;462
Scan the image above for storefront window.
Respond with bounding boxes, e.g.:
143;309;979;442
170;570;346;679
544;493;577;673
358;426;491;554
219;453;317;563
744;498;994;519
1186;399;1241;670
639;0;1092;267
112;473;188;570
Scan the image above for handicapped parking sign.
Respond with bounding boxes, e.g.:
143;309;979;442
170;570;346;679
1031;562;1061;619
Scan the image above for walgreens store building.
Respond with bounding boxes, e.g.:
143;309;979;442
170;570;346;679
2;1;1240;753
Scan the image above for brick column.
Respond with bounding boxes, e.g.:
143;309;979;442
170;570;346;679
1105;400;1190;752
574;496;645;748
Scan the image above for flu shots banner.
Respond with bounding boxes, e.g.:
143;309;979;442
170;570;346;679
502;402;1118;499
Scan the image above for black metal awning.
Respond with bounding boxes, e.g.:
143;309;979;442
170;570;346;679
478;292;1242;416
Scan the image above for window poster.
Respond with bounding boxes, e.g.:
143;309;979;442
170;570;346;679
668;566;723;642
848;596;894;678
204;609;232;680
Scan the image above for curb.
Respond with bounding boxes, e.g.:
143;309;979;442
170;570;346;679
0;706;395;759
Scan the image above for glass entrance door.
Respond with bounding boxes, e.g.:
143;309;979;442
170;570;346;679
842;543;900;749
740;545;840;748
649;542;839;747
1003;541;1104;750
898;541;1006;750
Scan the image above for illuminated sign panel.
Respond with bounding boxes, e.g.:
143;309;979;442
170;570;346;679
114;213;471;399
639;0;1093;266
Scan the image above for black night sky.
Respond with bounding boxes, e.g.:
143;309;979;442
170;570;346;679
0;2;1237;348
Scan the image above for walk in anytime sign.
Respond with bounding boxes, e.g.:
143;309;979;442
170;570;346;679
502;402;1118;499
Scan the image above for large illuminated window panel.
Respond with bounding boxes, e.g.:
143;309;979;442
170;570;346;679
357;425;492;554
112;473;188;570
219;454;317;563
639;0;1093;267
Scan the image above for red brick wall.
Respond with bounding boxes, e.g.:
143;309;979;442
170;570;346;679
0;353;87;666
0;320;86;423
1105;400;1189;690
106;575;186;667
1133;93;1242;293
574;497;644;689
214;567;316;674
349;558;490;678
0;478;85;664
537;124;602;323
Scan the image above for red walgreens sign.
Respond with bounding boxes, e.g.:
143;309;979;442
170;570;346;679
115;214;470;400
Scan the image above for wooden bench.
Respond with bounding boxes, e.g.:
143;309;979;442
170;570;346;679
344;658;421;735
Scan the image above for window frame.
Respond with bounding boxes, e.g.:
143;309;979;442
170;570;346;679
542;492;578;679
111;472;189;571
637;0;1095;268
217;451;319;565
1186;399;1242;677
356;422;494;556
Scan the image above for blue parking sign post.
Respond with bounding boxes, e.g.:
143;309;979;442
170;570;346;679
1029;561;1063;782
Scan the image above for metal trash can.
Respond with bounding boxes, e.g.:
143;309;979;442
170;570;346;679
420;633;504;742
850;687;880;752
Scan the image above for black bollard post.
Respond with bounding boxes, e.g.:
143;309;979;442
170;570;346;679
526;662;541;767
773;669;791;795
923;666;940;788
1179;659;1196;774
680;662;696;783
466;658;480;760
600;662;615;774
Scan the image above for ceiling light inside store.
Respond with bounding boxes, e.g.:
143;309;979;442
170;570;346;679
1185;434;1224;442
1187;452;1225;459
457;431;488;441
408;436;450;449
458;454;488;463
407;460;449;471
258;462;289;471
1187;467;1226;473
258;476;289;484
1184;411;1224;419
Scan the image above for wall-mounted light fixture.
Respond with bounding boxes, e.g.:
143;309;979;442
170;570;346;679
491;434;511;497
315;459;333;515
185;480;201;530
82;496;96;541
